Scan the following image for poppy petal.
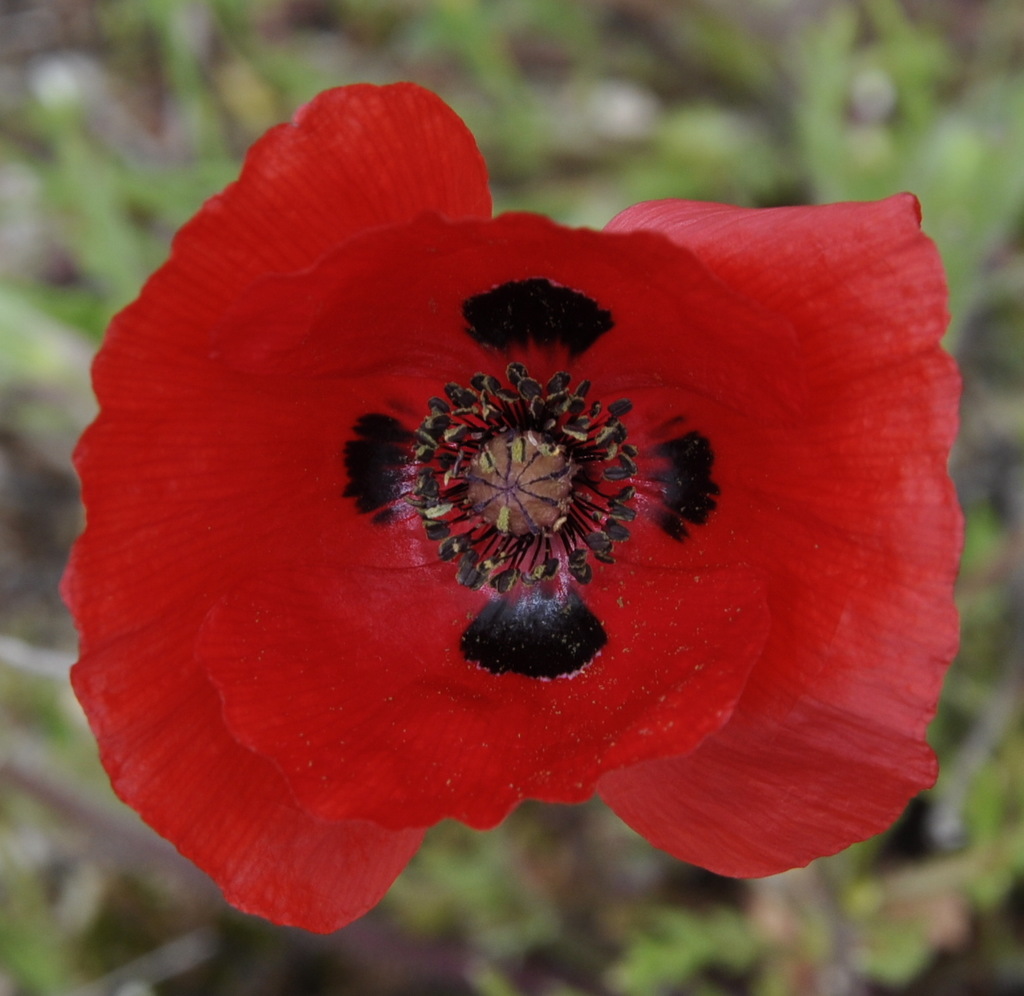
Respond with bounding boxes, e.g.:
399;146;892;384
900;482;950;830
198;563;769;830
211;211;803;425
176;82;491;312
71;634;423;933
606;193;944;365
66;364;428;929
64;365;438;661
597;614;947;877
599;194;961;875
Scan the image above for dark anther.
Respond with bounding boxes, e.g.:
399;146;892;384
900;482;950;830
608;501;636;522
493;568;519;593
439;535;470;561
463;278;614;356
568;548;592;585
445;383;478;408
605;521;630;542
547;371;571;394
517;377;543;400
424;521;450;541
471;372;502;394
548;393;572;417
617;453;638;476
425;413;451;433
456;550;486;589
522;558;559;584
608;399;633;417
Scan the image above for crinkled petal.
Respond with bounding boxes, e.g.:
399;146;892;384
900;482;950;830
599;194;961;874
606;194;944;368
170;82;491;325
84;82;491;437
71;83;492;631
71;633;423;933
213;210;802;421
597;577;951;875
64;367;437;659
198;564;768;830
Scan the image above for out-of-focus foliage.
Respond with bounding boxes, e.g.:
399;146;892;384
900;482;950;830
1;1;1022;994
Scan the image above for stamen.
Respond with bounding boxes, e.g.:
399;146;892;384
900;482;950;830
409;363;637;592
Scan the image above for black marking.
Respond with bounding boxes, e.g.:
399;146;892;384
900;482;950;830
656;432;720;540
461;590;606;679
342;414;412;520
463;278;614;356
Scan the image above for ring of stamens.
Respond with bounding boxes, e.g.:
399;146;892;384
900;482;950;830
407;363;637;592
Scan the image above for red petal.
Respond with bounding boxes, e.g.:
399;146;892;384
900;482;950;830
606;194;945;368
64;366;439;657
72;634;422;932
597;587;949;876
90;82;489;416
171;82;490;322
198;564;768;830
213;211;802;424
599;195;961;874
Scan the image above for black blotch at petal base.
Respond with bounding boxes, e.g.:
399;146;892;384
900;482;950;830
656;431;719;540
463;278;614;356
461;589;607;679
343;414;412;517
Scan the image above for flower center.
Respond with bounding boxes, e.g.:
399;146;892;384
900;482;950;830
465;430;573;536
408;363;637;592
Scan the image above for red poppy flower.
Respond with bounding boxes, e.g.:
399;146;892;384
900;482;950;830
64;83;961;932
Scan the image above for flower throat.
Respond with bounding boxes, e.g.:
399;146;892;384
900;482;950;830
408;363;637;592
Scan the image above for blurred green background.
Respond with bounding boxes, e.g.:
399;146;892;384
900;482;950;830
1;0;1022;993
